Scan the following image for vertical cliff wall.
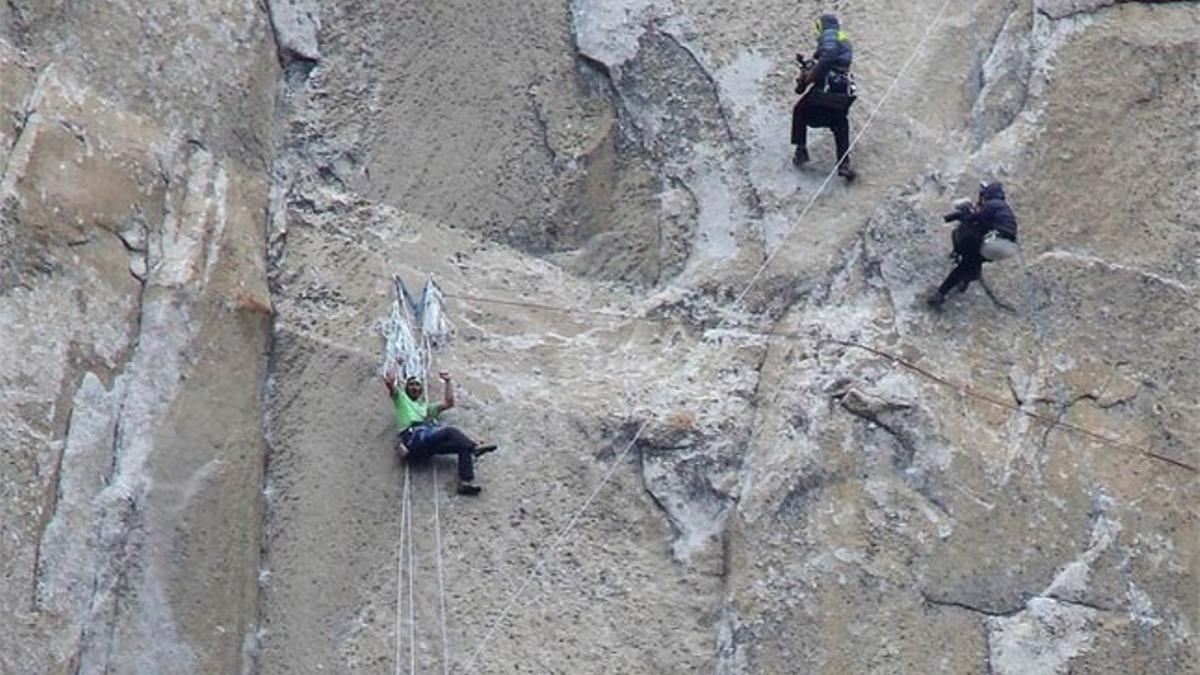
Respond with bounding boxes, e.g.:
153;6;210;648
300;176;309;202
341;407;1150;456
1;3;276;672
1;0;1196;673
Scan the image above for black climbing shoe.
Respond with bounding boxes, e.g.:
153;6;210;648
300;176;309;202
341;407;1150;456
837;160;857;181
473;443;497;459
457;479;482;496
926;291;946;308
792;147;810;167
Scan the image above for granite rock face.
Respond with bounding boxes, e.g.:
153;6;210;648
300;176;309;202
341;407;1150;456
2;0;1196;674
0;3;275;673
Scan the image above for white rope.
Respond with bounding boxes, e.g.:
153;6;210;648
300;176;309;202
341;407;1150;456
394;464;409;675
431;444;451;675
423;342;453;675
459;3;959;671
460;7;959;665
731;0;958;310
406;467;417;675
461;419;651;672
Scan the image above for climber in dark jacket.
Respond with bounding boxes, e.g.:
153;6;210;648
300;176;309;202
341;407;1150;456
928;182;1019;307
792;13;857;180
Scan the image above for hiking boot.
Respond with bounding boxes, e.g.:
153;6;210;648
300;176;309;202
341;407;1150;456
837;159;857;181
457;479;482;496
792;147;810;167
473;443;497;459
926;291;946;308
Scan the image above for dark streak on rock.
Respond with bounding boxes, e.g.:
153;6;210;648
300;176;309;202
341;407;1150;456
921;590;1026;617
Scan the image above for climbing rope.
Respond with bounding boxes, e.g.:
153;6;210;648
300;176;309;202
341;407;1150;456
729;0;958;310
448;0;1171;648
394;464;414;675
385;4;1190;671
965;0;1078;467
425;342;453;675
406;470;417;675
461;420;653;672
431;463;451;675
820;339;1195;472
388;283;456;675
443;291;1195;474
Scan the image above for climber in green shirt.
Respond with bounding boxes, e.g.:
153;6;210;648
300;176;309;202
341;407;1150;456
383;355;496;495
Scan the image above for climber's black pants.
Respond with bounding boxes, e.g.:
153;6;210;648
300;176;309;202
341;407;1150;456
402;425;476;481
938;253;984;296
792;101;850;162
939;224;987;295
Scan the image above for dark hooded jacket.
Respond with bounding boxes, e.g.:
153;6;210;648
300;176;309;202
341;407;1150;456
974;182;1018;240
952;182;1018;257
810;14;853;86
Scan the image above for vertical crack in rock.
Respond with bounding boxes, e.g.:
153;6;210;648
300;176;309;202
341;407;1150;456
29;404;72;611
525;78;560;167
655;29;765;219
245;344;278;675
1;62;55;199
970;0;1029;140
248;149;288;672
4;0;30;51
570;3;765;272
711;285;814;672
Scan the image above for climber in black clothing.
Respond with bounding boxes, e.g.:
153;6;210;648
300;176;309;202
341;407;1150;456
792;13;857;181
928;182;1019;307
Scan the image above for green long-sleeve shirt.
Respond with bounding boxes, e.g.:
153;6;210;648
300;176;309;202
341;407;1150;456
392;390;441;432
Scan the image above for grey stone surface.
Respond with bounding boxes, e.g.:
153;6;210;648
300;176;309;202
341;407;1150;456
1;3;276;672
268;0;321;66
1;0;1196;673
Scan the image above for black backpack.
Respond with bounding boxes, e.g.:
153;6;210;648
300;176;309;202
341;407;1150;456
811;72;856;112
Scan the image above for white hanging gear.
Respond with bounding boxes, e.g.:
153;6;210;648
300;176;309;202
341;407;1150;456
382;275;426;380
417;275;453;349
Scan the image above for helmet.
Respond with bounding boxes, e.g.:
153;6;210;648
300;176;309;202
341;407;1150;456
815;13;840;35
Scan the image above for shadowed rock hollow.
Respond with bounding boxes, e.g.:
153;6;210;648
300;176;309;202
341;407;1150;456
1;0;1196;673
